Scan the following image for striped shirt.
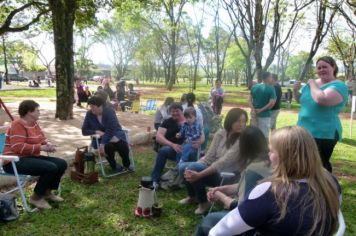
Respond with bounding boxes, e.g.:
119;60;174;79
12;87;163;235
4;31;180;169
3;119;47;164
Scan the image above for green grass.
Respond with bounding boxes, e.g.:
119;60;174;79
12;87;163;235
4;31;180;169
0;88;56;98
1;84;356;235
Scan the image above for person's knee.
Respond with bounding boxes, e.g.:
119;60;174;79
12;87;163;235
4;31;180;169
56;158;68;172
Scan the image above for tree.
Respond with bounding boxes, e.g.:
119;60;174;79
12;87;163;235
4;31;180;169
223;0;313;86
286;51;315;81
298;0;337;81
74;30;96;78
0;1;49;35
96;13;142;79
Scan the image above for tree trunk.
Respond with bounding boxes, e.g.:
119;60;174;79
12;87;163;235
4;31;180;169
2;35;9;84
48;0;76;120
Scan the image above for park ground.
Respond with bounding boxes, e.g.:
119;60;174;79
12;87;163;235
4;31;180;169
0;82;356;235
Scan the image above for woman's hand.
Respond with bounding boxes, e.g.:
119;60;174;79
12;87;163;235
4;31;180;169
41;143;57;152
99;144;106;156
96;130;105;137
184;169;201;183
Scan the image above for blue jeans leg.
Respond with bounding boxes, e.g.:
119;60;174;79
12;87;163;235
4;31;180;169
194;211;229;236
201;127;210;152
180;143;196;162
151;145;177;183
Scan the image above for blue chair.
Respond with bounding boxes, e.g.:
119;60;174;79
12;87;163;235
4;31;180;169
0;132;37;212
141;99;157;111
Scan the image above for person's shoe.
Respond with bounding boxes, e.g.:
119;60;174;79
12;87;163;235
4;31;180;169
124;166;135;173
29;196;52;209
179;197;196;205
112;165;124;174
194;202;211;215
153;182;160;190
45;193;64;203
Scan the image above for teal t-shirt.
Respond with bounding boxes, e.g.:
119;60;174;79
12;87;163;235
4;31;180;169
297;80;348;140
251;83;277;117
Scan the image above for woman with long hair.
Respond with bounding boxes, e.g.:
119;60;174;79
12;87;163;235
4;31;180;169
178;108;248;215
210;126;340;236
194;126;271;236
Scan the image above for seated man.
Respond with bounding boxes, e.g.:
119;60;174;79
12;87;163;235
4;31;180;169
151;102;204;189
82;96;132;173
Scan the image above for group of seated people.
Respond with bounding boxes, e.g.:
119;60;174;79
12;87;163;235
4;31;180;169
1;90;342;235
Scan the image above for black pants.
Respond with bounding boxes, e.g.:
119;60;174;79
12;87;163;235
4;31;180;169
3;156;67;196
314;137;338;173
104;140;130;170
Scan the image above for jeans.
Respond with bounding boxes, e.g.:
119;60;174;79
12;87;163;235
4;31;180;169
256;117;271;138
179;143;197;163
151;145;177;183
194;211;229;236
104;140;130;170
178;162;221;203
3;156;67;196
201;127;210;152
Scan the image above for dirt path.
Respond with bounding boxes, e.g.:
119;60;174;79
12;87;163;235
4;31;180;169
1;101;155;162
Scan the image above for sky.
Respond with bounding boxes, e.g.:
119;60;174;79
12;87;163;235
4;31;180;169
6;2;351;68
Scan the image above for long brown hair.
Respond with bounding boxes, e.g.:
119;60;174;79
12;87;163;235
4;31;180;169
224;108;248;148
269;126;339;235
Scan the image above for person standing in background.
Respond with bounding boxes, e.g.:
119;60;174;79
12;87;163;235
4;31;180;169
270;74;282;131
210;79;225;115
249;71;276;138
294;56;348;172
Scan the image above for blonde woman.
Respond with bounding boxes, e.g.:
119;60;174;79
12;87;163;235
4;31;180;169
209;126;340;236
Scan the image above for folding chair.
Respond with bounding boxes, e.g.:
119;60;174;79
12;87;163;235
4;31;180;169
141;99;157;111
91;129;135;178
0;132;37;212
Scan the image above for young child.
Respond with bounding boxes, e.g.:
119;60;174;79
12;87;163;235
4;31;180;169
176;107;202;163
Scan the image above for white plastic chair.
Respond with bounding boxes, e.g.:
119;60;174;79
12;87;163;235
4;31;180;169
91;129;135;178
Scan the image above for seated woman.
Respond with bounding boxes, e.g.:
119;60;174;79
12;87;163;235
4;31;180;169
154;97;174;130
179;108;248;215
210;126;341;236
194;126;271;236
2;100;67;209
82;96;132;173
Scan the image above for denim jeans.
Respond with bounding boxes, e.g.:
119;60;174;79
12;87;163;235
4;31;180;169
3;155;67;196
256;117;271;138
201;127;210;152
178;162;221;203
179;143;197;163
151;145;177;183
194;211;229;236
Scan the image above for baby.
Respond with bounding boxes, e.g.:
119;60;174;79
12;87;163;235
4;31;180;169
176;107;202;163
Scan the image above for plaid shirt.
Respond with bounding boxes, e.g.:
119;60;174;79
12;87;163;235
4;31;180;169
179;120;202;143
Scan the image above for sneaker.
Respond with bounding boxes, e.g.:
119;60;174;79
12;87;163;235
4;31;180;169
124;166;135;172
194;202;211;215
112;165;124;174
45;193;64;203
29;196;52;209
153;182;159;190
179;197;196;205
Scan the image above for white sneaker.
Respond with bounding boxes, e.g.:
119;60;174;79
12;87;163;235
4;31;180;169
29;196;52;209
178;197;196;205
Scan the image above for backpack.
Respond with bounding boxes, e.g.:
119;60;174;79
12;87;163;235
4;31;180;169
0;194;19;222
197;101;222;133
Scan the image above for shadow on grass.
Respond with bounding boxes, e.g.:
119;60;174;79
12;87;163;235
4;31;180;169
341;138;356;147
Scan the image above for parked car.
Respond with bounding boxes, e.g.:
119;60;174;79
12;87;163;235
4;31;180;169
283;80;306;88
9;75;29;82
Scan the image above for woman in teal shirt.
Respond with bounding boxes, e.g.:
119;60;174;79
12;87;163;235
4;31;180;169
294;56;348;172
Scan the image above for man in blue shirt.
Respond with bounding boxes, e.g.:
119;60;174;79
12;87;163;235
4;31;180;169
250;71;276;138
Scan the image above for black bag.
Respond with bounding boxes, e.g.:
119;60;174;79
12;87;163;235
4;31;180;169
0;194;19;222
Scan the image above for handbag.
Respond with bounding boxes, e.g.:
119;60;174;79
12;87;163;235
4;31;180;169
0;194;19;222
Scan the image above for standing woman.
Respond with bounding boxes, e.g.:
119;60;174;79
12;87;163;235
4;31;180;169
210;126;340;236
294;56;348;172
2;100;67;209
210;79;225;115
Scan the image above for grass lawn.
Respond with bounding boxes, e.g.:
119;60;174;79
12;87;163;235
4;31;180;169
1;111;356;235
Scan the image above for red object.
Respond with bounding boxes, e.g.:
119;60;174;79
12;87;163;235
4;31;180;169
134;207;143;217
0;98;14;121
